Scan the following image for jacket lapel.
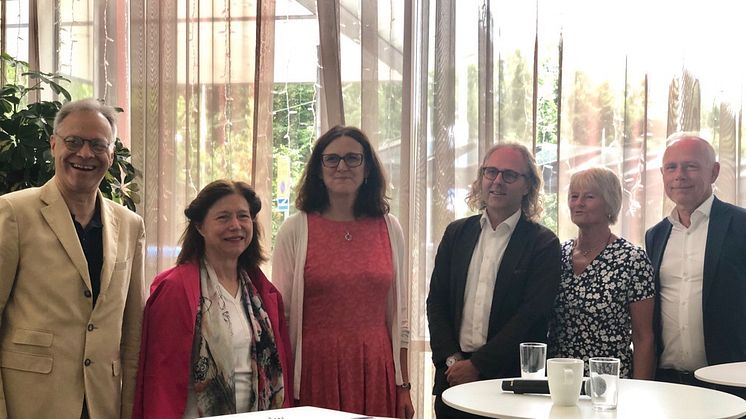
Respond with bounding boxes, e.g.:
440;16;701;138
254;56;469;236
649;222;672;284
39;181;91;289
99;195;120;298
489;216;530;325
452;217;482;328
703;198;729;310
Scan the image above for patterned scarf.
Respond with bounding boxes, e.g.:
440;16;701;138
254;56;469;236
190;261;284;416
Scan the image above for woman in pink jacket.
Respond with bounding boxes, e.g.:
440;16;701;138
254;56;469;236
133;180;292;418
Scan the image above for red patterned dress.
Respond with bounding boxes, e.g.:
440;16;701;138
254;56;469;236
299;213;396;416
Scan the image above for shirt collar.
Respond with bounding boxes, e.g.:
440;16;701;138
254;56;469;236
70;197;103;230
480;208;522;232
667;193;714;227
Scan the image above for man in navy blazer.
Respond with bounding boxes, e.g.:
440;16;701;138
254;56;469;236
645;133;746;397
427;143;561;418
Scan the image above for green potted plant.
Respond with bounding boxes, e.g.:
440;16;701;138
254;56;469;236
0;53;139;211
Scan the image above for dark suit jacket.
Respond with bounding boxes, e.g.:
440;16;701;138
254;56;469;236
645;196;746;367
426;213;561;395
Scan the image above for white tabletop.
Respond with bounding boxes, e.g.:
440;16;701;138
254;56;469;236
695;362;746;387
442;378;746;419
203;406;392;418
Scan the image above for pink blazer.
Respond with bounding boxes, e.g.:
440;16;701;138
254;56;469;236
132;261;293;419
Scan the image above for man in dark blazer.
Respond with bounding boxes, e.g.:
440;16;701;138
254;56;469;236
427;143;561;418
646;133;746;398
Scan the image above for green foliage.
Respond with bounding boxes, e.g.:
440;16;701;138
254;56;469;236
541;192;558;233
0;53;140;211
339;80;404;146
498;50;531;143
537;58;560;145
271;83;317;240
536;54;561;234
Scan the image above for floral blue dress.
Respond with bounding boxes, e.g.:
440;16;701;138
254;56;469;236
548;237;655;378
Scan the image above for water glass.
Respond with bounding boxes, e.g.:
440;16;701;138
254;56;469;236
589;357;620;411
519;342;547;378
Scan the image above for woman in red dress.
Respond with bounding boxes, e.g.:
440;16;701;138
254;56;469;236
273;126;414;419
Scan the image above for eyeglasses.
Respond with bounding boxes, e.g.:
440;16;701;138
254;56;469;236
481;166;526;183
59;135;112;155
321;153;364;168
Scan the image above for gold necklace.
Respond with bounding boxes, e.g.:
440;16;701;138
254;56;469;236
576;232;613;256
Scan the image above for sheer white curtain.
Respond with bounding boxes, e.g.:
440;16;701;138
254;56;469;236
128;0;275;280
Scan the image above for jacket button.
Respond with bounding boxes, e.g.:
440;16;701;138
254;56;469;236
84;359;91;366
84;290;92;298
87;324;94;332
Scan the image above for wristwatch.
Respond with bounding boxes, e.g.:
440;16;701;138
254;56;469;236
446;353;463;367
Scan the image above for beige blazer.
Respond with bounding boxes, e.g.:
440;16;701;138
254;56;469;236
0;179;145;419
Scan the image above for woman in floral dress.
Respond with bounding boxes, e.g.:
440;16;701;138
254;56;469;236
548;167;655;379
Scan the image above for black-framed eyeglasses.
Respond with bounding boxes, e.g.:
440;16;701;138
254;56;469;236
321;153;364;168
59;135;112;155
481;166;526;183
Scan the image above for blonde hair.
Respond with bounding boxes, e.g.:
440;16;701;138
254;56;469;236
568;167;622;225
465;142;544;221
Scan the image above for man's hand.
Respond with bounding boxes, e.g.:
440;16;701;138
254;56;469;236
445;359;479;386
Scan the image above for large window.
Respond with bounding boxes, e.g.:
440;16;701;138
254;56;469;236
2;1;746;418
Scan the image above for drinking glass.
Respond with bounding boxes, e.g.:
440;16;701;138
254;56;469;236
519;342;547;378
589;357;620;411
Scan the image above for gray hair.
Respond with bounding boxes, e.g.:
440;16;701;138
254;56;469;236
466;142;544;221
54;98;118;140
568;167;622;225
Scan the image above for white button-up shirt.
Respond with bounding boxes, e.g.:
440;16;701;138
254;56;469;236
459;209;520;352
658;194;714;371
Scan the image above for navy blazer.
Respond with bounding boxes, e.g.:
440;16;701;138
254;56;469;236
645;196;746;367
427;213;561;395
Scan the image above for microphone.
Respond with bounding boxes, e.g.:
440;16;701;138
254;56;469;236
501;378;606;396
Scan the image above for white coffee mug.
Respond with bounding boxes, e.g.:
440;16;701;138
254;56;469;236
546;358;584;406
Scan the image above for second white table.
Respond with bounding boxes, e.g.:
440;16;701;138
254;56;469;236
695;361;746;387
442;378;746;419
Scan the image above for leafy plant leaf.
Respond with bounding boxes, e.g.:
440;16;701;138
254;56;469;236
0;54;140;212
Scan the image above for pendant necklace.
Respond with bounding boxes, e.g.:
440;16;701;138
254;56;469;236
344;229;352;241
577;232;612;257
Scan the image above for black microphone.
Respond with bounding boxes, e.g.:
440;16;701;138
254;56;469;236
501;378;606;396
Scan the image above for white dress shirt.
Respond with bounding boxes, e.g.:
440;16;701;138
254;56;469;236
658;194;713;371
459;209;520;352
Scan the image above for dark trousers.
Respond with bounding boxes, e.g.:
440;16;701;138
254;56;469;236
434;395;491;419
656;368;746;400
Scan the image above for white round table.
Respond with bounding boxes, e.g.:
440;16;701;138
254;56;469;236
442;378;746;419
695;362;746;387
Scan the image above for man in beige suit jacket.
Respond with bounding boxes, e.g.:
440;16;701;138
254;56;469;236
0;99;145;419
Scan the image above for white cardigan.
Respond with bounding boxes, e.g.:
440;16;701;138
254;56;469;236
271;212;410;399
